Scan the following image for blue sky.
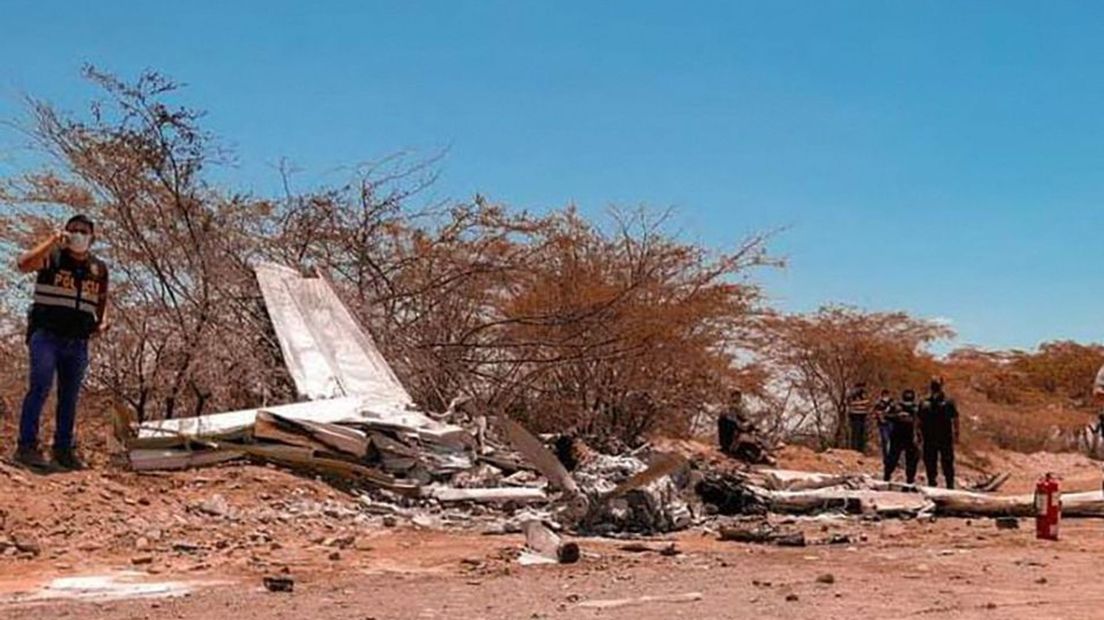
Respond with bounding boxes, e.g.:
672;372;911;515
1;1;1101;351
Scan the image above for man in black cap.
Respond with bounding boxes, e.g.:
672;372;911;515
918;377;959;488
13;215;110;471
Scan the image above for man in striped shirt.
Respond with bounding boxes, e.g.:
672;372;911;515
847;382;871;453
13;215;110;471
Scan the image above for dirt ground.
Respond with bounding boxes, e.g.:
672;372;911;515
1;442;1102;620
5;517;1104;619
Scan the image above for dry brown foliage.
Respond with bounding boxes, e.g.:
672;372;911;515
0;68;775;447
757;305;952;448
944;342;1103;452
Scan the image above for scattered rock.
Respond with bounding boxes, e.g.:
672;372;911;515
193;494;231;518
785;593;799;602
816;573;835;585
131;555;154;566
329;535;355;549
13;534;41;556
263;575;294;593
328;551;341;561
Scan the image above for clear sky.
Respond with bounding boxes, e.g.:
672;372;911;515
1;1;1101;352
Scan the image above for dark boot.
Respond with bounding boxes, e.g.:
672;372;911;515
13;446;54;473
51;446;85;471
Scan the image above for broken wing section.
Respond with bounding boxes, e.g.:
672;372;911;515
255;262;413;407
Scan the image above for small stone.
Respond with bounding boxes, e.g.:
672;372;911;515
173;542;201;553
816;573;835;585
263;575;294;593
135;537;151;551
13;535;41;556
131;555;154;566
328;551;341;561
330;535;355;549
382;516;398;528
985;602;997;610
785;593;799;602
194;495;231;518
1035;577;1048;585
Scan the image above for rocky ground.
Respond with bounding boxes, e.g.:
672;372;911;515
0;440;1101;619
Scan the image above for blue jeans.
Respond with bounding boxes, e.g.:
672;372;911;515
19;330;89;450
878;421;892;464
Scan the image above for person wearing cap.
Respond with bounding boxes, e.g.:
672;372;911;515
13;215;110;471
918;377;959;489
884;388;920;483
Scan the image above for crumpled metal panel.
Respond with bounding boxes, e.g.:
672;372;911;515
255;263;413;406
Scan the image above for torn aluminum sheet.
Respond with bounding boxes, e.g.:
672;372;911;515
575;453;695;534
135;397;470;447
128;448;246;471
255;262;413;405
428;486;549;504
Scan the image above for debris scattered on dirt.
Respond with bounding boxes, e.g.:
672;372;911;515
576;592;704;610
718;523;805;547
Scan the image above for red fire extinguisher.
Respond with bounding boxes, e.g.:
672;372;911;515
1034;473;1061;541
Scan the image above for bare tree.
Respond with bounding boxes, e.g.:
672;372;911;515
758;305;952;448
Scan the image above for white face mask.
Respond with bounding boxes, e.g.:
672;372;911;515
68;232;91;253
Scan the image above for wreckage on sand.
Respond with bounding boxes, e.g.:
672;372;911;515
112;263;1104;546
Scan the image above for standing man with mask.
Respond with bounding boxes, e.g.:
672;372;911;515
13;215;110;471
918;377;959;489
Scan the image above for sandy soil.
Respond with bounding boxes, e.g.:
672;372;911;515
4;518;1104;620
1;443;1102;619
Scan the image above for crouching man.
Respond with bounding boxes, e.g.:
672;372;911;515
13;215;110;471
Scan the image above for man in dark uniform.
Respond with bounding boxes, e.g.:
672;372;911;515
918;377;959;489
884;388;920;483
717;390;743;455
14;215;110;471
846;382;871;453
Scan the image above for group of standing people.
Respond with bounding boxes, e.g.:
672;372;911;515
847;378;960;489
